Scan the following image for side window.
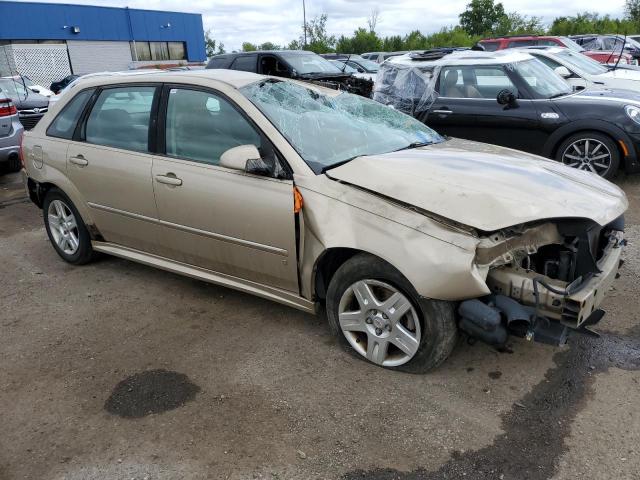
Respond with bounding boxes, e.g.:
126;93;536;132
538;40;559;47
231;55;257;72
46;88;93;139
208;56;233;69
441;66;516;99
165;88;261;166
472;66;517;98
85;86;156;152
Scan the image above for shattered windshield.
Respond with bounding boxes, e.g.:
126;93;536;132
241;80;443;173
279;52;342;75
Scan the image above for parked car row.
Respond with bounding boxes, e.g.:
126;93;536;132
478;34;635;65
21;67;627;372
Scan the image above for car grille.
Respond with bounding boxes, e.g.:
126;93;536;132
18;108;47;130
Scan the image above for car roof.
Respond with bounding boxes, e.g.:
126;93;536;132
515;46;567;55
214;50;314;58
66;68;332;92
387;49;533;67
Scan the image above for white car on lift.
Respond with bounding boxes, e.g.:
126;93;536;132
520;46;640;92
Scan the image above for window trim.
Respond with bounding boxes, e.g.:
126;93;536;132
74;83;161;154
156;83;293;179
436;65;534;100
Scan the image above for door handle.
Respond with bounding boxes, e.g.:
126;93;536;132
432;108;453;115
155;174;183;186
69;155;88;167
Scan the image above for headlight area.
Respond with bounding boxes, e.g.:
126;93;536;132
459;217;626;348
626;104;640;126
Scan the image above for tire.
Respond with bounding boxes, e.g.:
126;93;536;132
326;253;458;373
43;188;95;265
555;131;620;179
7;154;21;173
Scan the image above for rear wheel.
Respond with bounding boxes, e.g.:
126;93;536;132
326;253;457;373
7;154;21;173
556;131;619;179
43;189;95;265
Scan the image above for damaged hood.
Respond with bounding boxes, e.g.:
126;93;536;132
327;138;628;231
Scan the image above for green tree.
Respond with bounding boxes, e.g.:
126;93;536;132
259;42;281;50
242;42;258;52
336;27;382;53
204;29;225;57
382;35;404;52
459;0;507;36
549;12;635;35
301;14;336;53
626;0;640;22
495;13;545;36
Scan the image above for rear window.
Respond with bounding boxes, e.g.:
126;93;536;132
507;40;536;48
207;56;233;69
46;89;94;139
480;41;499;52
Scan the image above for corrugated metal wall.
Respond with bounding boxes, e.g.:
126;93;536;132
67;41;132;75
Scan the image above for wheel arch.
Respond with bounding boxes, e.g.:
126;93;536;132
312;247;370;301
542;120;637;172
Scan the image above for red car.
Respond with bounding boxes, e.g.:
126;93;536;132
478;35;633;65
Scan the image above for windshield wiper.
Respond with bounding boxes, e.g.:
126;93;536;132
394;141;433;151
549;92;570;99
321;155;361;173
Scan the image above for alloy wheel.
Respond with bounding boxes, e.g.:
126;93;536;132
47;199;80;255
561;138;612;176
338;279;421;367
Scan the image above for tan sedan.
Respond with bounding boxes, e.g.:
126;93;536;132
22;70;627;372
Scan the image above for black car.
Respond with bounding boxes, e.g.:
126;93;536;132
0;78;49;130
375;49;640;178
207;50;373;97
50;74;79;95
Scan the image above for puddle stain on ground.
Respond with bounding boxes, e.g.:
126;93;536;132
343;328;640;480
104;369;201;418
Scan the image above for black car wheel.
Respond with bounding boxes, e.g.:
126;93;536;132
556;131;620;179
326;253;457;373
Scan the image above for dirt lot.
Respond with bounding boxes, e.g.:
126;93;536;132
1;171;639;480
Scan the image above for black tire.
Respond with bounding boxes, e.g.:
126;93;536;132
326;253;458;373
555;131;620;180
7;154;21;173
43;188;95;265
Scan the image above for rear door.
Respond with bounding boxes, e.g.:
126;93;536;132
427;65;543;153
151;86;299;291
65;84;165;251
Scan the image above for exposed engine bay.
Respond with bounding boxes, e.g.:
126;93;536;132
460;216;626;347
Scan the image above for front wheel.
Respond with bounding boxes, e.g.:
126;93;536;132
556;131;620;179
326;253;457;373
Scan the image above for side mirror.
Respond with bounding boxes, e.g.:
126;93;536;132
357;67;365;73
220;144;272;176
31;88;40;93
554;66;572;78
496;89;519;109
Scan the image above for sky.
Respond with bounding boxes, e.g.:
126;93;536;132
14;0;628;51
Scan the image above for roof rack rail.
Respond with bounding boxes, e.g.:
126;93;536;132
408;47;468;61
481;34;545;40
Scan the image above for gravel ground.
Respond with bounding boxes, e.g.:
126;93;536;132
1;171;639;480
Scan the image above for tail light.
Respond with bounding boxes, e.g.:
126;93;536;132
0;98;17;117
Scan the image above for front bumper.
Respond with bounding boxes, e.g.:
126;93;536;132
486;230;624;329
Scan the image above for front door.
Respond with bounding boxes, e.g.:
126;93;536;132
151;86;299;292
426;65;546;154
65;84;165;252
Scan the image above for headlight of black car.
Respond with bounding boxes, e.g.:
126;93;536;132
625;105;640;125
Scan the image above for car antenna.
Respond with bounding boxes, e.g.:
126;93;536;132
340;54;351;73
612;33;626;71
607;31;622;70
